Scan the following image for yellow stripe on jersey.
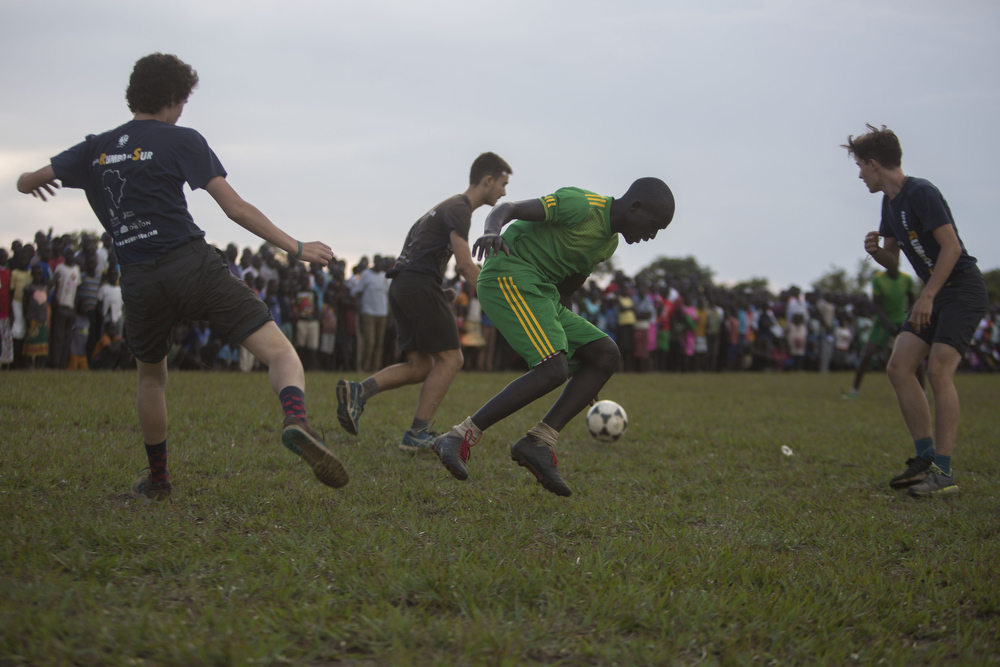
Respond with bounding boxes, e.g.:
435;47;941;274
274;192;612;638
497;277;555;359
584;195;606;208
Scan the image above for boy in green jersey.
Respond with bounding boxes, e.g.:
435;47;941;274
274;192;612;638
431;178;675;496
844;267;925;398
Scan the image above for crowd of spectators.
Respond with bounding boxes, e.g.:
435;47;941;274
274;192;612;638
3;229;999;375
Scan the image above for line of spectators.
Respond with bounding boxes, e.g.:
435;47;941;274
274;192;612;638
3;230;998;374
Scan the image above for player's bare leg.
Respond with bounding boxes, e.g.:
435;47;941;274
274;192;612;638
886;333;933;441
136;358;168;446
470;352;570;431
412;348;464;421
244;321;348;488
542;337;621;431
370;350;434;392
926;342;962;457
242;322;305;394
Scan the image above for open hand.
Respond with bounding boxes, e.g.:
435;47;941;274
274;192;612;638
473;234;509;261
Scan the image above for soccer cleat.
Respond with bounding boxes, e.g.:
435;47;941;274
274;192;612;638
281;416;350;488
890;456;932;489
432;426;480;481
131;470;172;502
335;379;366;436
841;389;859;400
510;434;572;497
907;465;959;497
398;428;439;453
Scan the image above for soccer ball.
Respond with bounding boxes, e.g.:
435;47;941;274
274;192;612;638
586;400;628;443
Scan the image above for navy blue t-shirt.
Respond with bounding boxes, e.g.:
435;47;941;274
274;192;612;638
51;119;226;266
879;177;976;284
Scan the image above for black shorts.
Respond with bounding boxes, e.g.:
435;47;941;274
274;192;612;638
388;272;459;354
900;267;987;356
120;239;272;363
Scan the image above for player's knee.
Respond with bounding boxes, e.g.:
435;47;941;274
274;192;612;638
593;338;620;374
535;353;570;388
925;359;954;391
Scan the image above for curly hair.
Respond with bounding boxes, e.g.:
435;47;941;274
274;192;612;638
126;53;199;114
842;124;902;168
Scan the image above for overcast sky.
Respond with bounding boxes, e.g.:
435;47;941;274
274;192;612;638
2;0;998;290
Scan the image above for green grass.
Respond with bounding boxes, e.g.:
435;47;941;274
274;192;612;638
1;370;999;665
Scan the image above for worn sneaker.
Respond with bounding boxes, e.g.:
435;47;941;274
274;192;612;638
908;465;959;497
399;428;439;453
131;471;172;502
281;416;350;488
890;456;932;489
510;434;572;497
336;379;366;436
432;426;480;481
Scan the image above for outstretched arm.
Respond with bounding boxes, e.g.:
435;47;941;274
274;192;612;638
205;176;333;266
17;165;60;202
473;198;546;261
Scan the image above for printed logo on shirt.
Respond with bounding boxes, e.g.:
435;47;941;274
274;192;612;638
103;170;126;208
94;148;154;166
900;211;933;273
117;134;129;148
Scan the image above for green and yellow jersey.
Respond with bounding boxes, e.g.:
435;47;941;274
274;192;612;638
480;187;618;284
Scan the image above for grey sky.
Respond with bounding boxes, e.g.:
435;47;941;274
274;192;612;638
3;0;998;290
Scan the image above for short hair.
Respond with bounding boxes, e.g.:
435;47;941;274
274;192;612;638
624;177;675;225
469;152;512;186
126;53;199;114
842;124;902;168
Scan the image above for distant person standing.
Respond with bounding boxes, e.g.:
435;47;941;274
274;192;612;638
335;152;512;452
352;255;391;373
17;52;348;499
49;246;81;368
844;124;987;497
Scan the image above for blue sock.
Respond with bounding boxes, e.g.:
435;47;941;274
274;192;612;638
914;437;935;462
934;454;952;476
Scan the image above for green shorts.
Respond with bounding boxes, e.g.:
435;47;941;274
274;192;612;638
867;321;896;348
477;271;607;369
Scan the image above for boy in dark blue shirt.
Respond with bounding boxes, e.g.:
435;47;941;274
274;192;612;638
844;124;988;497
17;53;349;499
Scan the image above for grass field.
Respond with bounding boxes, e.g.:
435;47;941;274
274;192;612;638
1;370;999;666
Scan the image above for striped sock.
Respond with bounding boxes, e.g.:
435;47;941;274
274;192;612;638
145;440;169;484
279;386;308;423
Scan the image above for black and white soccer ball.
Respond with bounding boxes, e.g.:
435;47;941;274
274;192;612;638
586;400;628;443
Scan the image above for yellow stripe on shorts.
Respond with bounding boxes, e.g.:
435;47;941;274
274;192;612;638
497;276;555;359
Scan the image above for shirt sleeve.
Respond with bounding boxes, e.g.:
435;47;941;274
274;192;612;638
50;138;95;189
441;203;472;241
174;129;227;191
540;188;592;227
910;184;953;234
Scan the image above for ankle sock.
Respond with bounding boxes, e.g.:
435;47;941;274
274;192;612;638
455;416;483;446
934;454;952;476
528;421;559;448
145;440;169;484
914;437;935;462
410;417;430;434
361;377;379;400
279;386;307;422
